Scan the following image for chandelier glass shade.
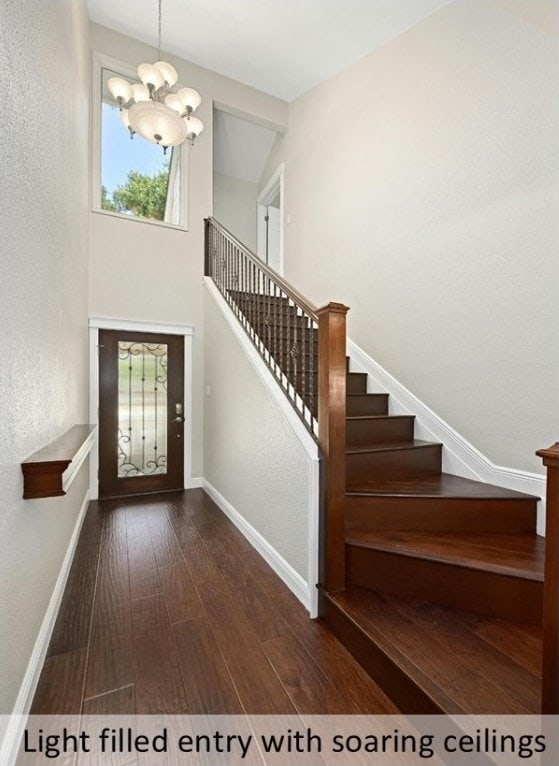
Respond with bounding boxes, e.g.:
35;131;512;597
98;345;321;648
107;61;203;151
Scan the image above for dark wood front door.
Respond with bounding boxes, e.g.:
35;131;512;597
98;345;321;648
98;330;185;498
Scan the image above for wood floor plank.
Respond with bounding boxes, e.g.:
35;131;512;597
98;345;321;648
173;617;244;713
143;504;184;568
165;505;221;585
131;593;189;713
47;504;103;657
92;507;130;630
126;509;162;600
203;535;288;642
84;623;134;700
197;577;296;714
243;549;398;713
261;631;353;714
31;649;87;714
85;507;133;699
82;685;135;714
159;561;204;624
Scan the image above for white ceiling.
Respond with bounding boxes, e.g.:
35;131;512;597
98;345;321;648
213;110;278;183
87;0;452;101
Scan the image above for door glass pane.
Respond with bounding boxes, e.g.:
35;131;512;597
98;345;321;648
117;342;168;477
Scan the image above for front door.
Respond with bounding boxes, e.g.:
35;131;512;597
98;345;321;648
98;330;184;498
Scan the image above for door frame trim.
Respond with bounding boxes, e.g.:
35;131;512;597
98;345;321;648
88;317;195;500
256;162;284;274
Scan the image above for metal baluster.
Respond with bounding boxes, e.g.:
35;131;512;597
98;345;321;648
233;244;239;316
240;250;246;324
266;275;271;362
289;298;294;401
311;322;320;426
226;237;231;300
278;290;284;385
273;283;279;375
302;308;307;421
250;261;255;338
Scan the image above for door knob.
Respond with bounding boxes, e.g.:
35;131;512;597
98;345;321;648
170;416;184;423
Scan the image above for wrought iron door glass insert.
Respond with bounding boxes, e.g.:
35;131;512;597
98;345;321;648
117;341;168;476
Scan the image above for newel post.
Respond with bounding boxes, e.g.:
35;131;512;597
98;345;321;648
317;302;349;593
536;442;559;713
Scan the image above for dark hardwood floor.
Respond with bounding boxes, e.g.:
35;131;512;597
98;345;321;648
31;489;397;715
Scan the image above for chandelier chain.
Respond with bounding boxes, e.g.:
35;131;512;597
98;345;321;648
106;0;204;151
157;0;162;60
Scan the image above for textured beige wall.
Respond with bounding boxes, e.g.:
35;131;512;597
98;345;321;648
281;0;559;473
89;24;288;478
213;172;258;250
0;0;90;713
203;289;311;579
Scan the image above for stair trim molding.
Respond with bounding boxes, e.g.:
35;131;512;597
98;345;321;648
347;338;546;534
0;489;90;766
202;479;316;615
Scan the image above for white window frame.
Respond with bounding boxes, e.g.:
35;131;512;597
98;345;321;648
91;51;190;232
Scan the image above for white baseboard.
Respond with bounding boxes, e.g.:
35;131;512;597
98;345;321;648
202;479;312;613
187;476;204;489
347;338;546;535
0;489;91;766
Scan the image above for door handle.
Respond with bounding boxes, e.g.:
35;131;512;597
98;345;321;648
170;416;184;423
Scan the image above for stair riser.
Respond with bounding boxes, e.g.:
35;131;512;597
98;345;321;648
346;395;389;416
346;445;442;483
346;374;367;394
320;591;446;714
345;497;538;533
346;546;543;623
346;417;415;448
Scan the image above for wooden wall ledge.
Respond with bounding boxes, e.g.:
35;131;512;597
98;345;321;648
21;424;96;499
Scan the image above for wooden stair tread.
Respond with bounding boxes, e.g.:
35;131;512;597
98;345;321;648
346;415;412;421
346;439;437;455
347;473;540;501
326;586;541;714
345;530;544;581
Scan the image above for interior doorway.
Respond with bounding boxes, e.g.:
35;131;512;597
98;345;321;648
257;164;284;274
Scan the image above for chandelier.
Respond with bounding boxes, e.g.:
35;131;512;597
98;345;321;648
107;0;203;152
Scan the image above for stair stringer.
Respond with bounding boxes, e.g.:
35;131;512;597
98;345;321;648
346;338;546;535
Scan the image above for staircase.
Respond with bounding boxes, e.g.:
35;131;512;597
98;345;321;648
204;216;558;716
323;367;544;713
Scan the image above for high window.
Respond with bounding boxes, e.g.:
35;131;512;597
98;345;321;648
92;56;188;230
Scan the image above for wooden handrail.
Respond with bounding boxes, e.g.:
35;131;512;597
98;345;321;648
205;217;319;320
536;441;559;713
318;303;349;592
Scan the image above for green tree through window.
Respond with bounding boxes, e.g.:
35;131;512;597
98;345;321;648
101;164;170;221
